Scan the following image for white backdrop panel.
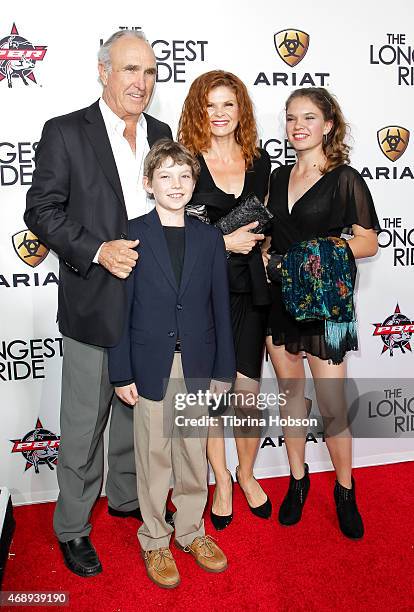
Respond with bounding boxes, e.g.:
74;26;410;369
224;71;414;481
1;0;413;504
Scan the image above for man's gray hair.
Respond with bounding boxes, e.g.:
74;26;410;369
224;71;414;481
98;30;149;73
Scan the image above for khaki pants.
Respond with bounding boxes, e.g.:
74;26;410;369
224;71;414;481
134;353;208;550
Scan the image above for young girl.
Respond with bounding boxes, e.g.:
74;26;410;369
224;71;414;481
265;87;380;539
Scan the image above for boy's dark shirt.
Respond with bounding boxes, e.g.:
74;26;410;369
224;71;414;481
163;226;185;287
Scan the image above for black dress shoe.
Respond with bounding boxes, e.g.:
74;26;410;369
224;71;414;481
235;466;272;519
165;509;175;527
210;471;234;530
108;506;143;521
108;506;175;527
334;477;364;539
59;536;102;577
278;463;310;526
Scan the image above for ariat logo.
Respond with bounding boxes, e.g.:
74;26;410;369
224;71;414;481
377;126;410;161
12;230;49;267
254;29;328;87
274;29;309;67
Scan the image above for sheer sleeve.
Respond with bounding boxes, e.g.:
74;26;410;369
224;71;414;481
334;165;381;235
252;148;271;202
266;165;285;215
264;165;284;236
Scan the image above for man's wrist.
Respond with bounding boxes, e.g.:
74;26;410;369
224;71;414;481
93;242;106;264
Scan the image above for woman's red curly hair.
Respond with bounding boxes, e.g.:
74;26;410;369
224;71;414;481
178;70;259;169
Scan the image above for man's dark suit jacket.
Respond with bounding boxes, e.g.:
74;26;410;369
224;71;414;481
24;100;172;347
107;209;236;401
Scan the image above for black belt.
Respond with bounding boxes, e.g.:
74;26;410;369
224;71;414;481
174;340;181;352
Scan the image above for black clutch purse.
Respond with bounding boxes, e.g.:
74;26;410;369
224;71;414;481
267;250;284;283
214;193;273;235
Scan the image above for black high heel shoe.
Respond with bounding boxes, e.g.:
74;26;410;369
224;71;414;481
235;466;272;519
210;470;234;531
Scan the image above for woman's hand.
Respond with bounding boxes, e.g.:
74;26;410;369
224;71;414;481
210;379;232;396
223;221;265;255
260;236;272;281
115;383;139;406
261;236;271;266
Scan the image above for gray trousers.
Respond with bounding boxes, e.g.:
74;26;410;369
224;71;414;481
53;336;138;542
135;353;208;550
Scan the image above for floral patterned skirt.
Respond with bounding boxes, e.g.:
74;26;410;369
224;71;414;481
267;281;355;363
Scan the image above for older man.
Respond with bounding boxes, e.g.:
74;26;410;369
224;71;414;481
25;30;172;577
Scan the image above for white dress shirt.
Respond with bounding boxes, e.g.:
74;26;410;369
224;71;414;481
99;98;153;219
94;99;153;263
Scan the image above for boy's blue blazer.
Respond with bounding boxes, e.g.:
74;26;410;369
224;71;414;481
108;208;236;401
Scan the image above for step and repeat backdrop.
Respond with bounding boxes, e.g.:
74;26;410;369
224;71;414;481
1;1;414;504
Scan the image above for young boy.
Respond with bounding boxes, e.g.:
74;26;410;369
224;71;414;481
108;139;236;588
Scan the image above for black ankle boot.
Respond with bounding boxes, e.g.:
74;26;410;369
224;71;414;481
334;477;364;539
278;463;310;526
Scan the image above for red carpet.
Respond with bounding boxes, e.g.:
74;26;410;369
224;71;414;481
3;462;414;612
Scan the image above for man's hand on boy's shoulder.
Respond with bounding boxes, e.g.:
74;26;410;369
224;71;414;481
98;239;139;279
115;383;139;406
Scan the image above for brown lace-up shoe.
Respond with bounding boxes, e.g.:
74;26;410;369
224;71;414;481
142;547;180;589
176;535;227;573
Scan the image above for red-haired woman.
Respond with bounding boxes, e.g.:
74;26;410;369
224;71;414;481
178;70;271;529
265;87;380;539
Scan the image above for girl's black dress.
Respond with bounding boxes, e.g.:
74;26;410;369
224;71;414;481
267;163;381;361
190;149;271;379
